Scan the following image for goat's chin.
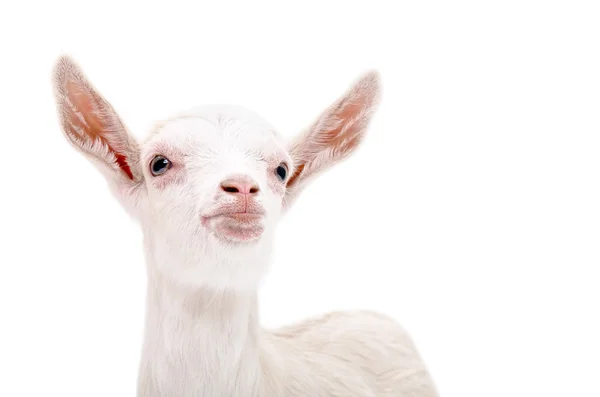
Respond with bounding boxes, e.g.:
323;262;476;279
214;224;264;243
146;218;275;290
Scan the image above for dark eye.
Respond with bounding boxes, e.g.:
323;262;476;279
150;155;172;176
275;163;288;181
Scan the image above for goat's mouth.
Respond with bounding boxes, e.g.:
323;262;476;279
202;211;265;242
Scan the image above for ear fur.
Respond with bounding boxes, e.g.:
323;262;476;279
52;55;142;184
285;70;382;206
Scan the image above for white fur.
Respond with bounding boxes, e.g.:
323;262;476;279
52;55;438;397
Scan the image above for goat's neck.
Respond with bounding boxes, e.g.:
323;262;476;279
137;270;264;397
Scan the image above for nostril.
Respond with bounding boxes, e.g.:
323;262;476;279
222;185;240;194
249;186;259;194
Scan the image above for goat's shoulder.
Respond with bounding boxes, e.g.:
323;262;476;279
270;309;423;367
263;311;435;396
272;310;406;341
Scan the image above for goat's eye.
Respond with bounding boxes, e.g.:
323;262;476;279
275;163;288;181
150;155;172;176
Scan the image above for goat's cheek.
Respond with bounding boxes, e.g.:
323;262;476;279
151;169;187;190
267;176;285;197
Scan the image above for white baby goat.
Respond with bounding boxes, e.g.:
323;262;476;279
52;55;438;397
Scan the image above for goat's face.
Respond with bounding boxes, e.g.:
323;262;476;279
52;56;381;288
135;107;293;287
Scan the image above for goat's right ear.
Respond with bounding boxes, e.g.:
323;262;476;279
52;56;143;192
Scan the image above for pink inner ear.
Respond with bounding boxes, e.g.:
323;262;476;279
114;153;134;180
328;101;364;152
286;163;305;189
66;81;134;180
287;98;367;190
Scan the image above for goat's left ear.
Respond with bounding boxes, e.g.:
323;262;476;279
52;55;143;189
284;71;381;206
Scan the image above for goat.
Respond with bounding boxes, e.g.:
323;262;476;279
52;55;438;397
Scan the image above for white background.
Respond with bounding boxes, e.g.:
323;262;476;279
0;1;599;396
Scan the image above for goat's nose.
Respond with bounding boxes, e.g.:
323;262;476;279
220;177;260;195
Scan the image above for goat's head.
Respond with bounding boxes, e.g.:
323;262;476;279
52;56;381;289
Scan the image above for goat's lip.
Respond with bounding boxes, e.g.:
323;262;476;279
203;210;265;221
201;210;266;232
218;213;263;223
202;211;265;242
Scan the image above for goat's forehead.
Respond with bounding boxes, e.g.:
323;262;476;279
144;105;287;155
